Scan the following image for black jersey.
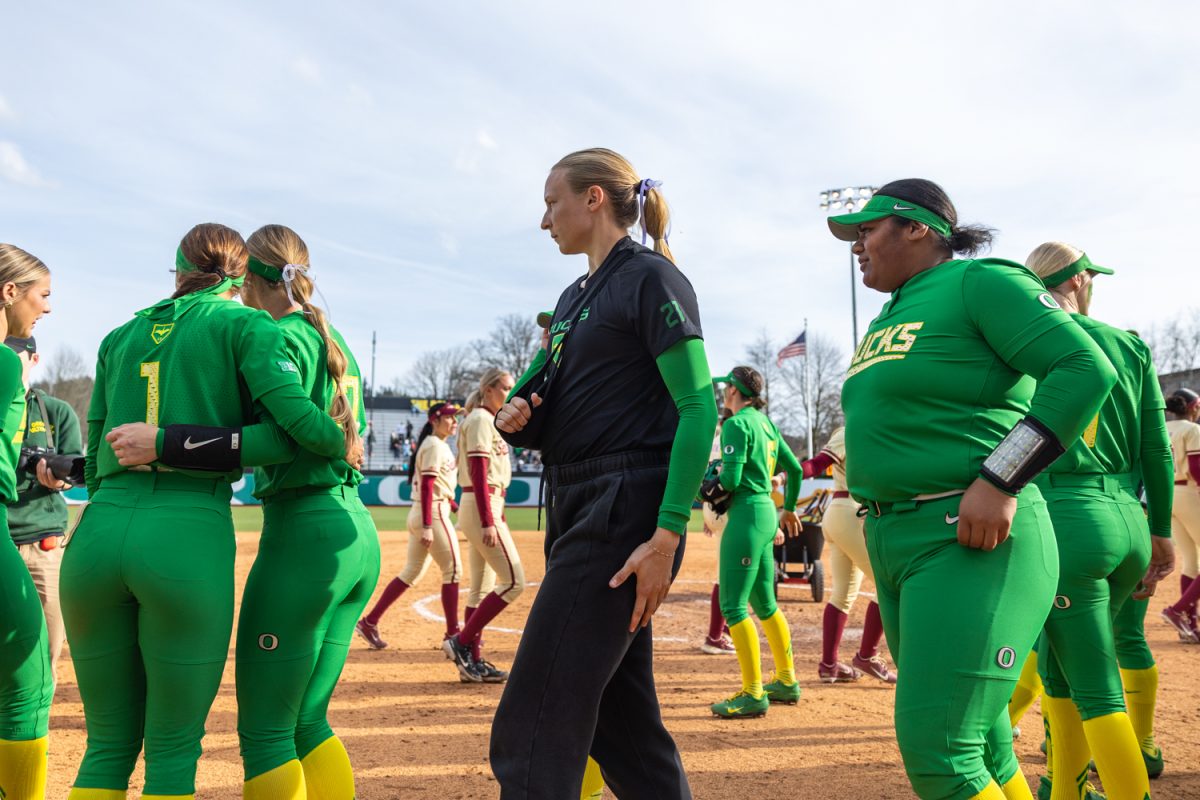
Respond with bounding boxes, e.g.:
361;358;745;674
535;237;703;466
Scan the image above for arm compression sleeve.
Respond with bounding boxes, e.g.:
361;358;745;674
468;456;495;527
85;347;108;494
421;474;435;527
801;451;834;479
776;438;802;512
719;461;744;493
254;383;345;460
1141;411;1174;538
655;337;719;534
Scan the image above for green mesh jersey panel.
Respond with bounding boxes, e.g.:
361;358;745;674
252;313;365;497
721;407;782;496
89;293;310;485
1046;314;1159;476
0;347;26;503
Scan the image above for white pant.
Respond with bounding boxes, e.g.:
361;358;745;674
1173;484;1200;578
398;501;461;585
18;539;65;673
823;499;873;614
459;492;525;606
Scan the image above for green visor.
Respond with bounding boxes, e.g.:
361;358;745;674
827;194;953;242
1039;252;1114;288
712;372;756;398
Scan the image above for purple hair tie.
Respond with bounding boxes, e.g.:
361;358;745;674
637;178;663;244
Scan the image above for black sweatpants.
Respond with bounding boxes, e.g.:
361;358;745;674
490;450;691;800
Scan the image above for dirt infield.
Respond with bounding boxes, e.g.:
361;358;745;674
46;526;1200;798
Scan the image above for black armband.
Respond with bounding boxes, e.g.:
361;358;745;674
980;416;1065;496
160;425;243;472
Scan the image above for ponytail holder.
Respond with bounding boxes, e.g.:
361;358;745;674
248;255;309;310
637;178;663;245
178;247;245;289
280;263;309;311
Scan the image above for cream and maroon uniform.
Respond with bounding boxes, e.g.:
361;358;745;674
820;426;874;613
1168;418;1200;578
458;408;525;605
398;434;461;585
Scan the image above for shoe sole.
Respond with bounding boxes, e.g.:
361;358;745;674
766;697;799;705
712;710;767;719
442;639;484;683
354;626;387;650
1162;612;1200;643
819;675;859;684
700;646;737;655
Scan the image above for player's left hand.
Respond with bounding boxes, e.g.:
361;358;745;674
35;459;67;491
1133;535;1175;599
107;423;161;467
610;527;679;632
779;509;800;538
955;478;1017;551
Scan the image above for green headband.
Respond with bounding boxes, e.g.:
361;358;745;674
827;194;953;241
713;372;757;398
174;246;245;287
247;255;284;283
1039;252;1114;288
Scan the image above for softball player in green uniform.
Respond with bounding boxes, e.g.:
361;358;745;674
0;244;53;800
1024;242;1174;800
62;224;351;800
830;180;1116;800
708;366;802;718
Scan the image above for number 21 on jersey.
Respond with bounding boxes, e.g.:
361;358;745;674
140;362;160;425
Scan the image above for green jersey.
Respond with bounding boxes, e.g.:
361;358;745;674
252;312;365;498
842;258;1115;503
719;407;787;496
9;390;82;542
0;346;26;504
86;286;345;492
1043;314;1173;537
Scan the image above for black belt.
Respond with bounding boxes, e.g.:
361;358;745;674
548;449;671;486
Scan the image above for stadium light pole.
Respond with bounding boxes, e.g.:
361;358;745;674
819;186;878;350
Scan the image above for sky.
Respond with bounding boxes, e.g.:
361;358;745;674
2;0;1198;391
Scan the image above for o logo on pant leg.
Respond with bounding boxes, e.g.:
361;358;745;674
258;633;279;651
1054;595;1072;609
996;647;1017;669
741;557;752;566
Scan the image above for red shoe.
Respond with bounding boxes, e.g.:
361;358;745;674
355;618;388;650
700;635;737;655
817;661;861;683
853;653;898;684
1162;607;1200;644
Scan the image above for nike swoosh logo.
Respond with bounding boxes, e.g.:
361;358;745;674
893;204;915;211
945;513;960;525
183;436;221;450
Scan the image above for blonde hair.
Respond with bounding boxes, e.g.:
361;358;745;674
245;224;360;455
1026;241;1084;286
553;148;674;264
0;244;50;298
463;389;482;414
478;367;510;393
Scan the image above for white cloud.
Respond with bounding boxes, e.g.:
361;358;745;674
290;56;321;84
0;142;47;187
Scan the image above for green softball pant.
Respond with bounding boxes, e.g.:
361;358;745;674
1033;475;1150;717
1112;595;1153;670
865;489;1058;800
60;472;235;795
718;495;778;626
236;486;381;780
0;506;53;741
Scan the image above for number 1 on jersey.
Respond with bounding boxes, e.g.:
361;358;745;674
140;362;161;425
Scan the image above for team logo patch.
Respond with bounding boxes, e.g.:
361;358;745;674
277;360;299;373
741;557;752;566
1054;595;1072;609
258;633;279;651
1037;293;1060;309
996;647;1017;669
150;323;174;344
723;445;735;455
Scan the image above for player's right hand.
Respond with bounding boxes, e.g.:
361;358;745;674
421;527;434;548
481;525;498;547
1133;535;1175;599
107;423;161;467
345;437;365;470
955;478;1016;551
496;394;541;434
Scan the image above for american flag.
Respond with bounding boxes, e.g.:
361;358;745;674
776;331;807;366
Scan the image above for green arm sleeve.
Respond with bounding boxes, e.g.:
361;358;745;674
776;438;802;512
85;345;108;494
507;347;547;403
719;460;743;492
966;264;1117;443
1139;355;1173;538
239;423;299;466
655;337;719;534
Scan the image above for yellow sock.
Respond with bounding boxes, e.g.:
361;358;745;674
300;736;356;800
1000;772;1034;800
728;618;763;698
969;780;1007;799
1042;696;1091;800
760;609;795;685
1081;712;1150;800
1120;665;1159;754
0;737;47;800
1008;651;1043;729
1042;705;1053;783
580;757;604;799
67;790;127;800
244;759;305;800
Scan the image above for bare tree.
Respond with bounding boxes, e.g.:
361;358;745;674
1142;310;1200;377
32;346;94;443
472;313;542;378
401;346;479;399
778;333;847;455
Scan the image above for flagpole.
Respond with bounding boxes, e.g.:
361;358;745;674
804;320;813;458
